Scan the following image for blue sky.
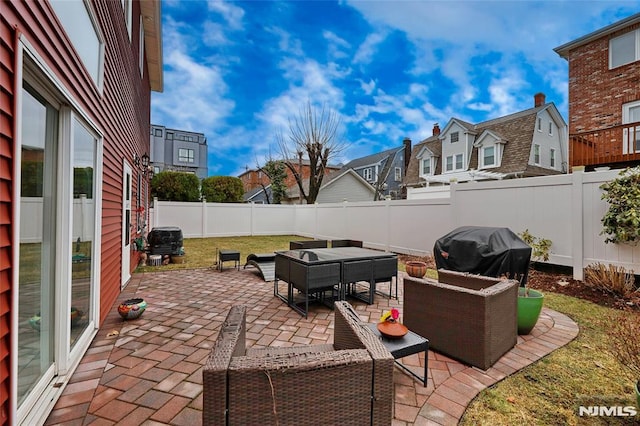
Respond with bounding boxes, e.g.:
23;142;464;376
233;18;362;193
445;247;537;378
151;1;640;177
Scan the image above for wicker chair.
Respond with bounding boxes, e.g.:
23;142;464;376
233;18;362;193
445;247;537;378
403;270;518;370
203;301;394;426
331;239;364;248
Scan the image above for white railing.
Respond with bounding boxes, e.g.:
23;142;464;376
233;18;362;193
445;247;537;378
149;168;640;280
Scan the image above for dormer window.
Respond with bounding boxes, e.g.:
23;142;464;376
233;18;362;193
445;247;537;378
450;132;459;143
421;158;431;175
445;154;464;172
482;146;495;167
537;117;542;131
363;167;373;181
548;121;553;136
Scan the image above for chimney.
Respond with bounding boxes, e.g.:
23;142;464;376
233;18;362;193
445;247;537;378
433;123;440;136
403;137;412;170
534;92;546;107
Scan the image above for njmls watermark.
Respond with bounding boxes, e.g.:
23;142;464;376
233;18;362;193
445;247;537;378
576;393;638;417
578;406;637;417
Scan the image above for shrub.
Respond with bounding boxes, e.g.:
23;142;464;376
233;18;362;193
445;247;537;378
518;229;551;262
584;262;637;297
600;166;640;245
151;171;201;202
608;311;640;384
201;176;244;203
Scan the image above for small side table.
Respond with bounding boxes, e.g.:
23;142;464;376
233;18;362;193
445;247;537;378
367;323;429;387
217;249;240;271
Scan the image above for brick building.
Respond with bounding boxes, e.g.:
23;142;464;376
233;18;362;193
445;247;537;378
555;13;640;169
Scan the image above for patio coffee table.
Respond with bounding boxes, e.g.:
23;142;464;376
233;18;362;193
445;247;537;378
367;323;429;387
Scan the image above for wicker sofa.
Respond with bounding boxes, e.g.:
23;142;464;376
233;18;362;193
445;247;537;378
203;301;394;426
403;269;518;370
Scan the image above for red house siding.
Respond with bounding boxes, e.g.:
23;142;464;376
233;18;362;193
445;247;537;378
566;22;640;135
1;0;156;420
0;9;15;423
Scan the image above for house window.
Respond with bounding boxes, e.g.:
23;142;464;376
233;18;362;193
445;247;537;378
49;0;105;89
121;0;132;39
610;29;639;69
138;15;145;76
622;100;640;153
166;132;173;140
450;132;459;143
445;154;464;171
178;148;194;163
363;168;373;181
550;149;556;168
534;144;540;164
548;121;553;136
394;167;402;181
421;158;431;175
537;117;542;131
482;146;495;167
154;129;162;137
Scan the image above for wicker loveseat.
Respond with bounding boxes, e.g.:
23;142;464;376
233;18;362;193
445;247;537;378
203;301;394;426
403;269;518;370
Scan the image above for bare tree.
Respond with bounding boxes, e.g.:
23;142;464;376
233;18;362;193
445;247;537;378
276;101;346;204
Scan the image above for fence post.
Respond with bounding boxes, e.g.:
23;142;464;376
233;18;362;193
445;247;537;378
571;167;585;281
201;198;207;238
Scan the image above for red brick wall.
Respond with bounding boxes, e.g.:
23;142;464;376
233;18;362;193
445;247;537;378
566;23;640;134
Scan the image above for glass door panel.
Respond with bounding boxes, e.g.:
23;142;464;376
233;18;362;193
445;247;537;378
18;86;57;405
70;119;96;349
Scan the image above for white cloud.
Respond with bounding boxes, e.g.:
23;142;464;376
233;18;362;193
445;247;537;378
207;0;245;30
353;31;388;65
359;79;376;95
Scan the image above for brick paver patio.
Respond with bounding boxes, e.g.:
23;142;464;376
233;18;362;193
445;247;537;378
44;267;578;425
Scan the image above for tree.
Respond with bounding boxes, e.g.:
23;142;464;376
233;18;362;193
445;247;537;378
201;176;244;203
258;160;287;204
276;101;346;204
151;171;200;201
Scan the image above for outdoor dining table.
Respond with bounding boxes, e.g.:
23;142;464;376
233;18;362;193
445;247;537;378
274;247;398;317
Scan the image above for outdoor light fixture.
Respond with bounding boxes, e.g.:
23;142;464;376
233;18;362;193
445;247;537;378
133;153;140;167
141;153;150;168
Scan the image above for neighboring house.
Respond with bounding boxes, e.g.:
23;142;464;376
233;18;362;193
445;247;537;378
243;185;272;204
239;160;341;192
239;160;341;201
150;124;208;179
341;138;412;200
281;168;376;204
404;93;567;195
554;13;640;170
2;1;162;423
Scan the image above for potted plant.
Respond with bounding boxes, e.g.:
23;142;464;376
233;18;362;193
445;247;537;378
516;230;551;335
405;261;427;278
608;312;640;410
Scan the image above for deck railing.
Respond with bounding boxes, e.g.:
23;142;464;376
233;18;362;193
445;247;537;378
570;121;640;167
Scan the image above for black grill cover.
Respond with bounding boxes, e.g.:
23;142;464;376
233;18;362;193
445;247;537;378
434;226;532;285
148;226;183;255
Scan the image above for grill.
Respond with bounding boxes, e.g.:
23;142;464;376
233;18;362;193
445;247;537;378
433;226;532;285
147;227;183;256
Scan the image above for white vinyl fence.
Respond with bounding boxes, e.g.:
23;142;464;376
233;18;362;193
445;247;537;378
150;169;640;280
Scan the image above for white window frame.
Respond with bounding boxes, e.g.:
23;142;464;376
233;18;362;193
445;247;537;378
534;144;541;165
450;132;459;143
622;100;640;154
550;148;556;168
394;167;402;182
363;167;373;181
548;121;553;136
49;0;105;92
16;37;103;425
138;15;145;76
421;158;432;176
445;154;464;172
122;0;133;40
610;29;639;69
481;145;496;168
